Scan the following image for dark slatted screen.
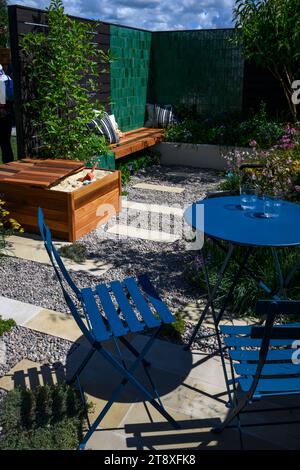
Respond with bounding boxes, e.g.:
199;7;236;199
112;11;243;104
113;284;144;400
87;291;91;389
8;4;110;158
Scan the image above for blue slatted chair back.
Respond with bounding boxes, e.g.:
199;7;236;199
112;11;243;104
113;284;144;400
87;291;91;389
38;207;96;344
38;208;175;345
221;299;300;400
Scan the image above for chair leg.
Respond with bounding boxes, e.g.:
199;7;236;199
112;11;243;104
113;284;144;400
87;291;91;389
118;336;151;368
212;395;249;434
78;329;180;450
67;347;95;385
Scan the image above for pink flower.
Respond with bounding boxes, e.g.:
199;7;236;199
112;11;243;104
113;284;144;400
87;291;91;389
249;140;257;147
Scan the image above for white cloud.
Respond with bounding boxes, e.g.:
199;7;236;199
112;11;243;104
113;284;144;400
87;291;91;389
7;0;234;30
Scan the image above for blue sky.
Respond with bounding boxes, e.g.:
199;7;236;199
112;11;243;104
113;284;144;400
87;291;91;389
8;0;235;31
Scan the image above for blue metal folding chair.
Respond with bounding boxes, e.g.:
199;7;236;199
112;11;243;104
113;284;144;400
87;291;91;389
213;298;300;446
38;208;180;449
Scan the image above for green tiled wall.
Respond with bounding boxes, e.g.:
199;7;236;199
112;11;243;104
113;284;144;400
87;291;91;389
149;30;244;115
110;25;152;131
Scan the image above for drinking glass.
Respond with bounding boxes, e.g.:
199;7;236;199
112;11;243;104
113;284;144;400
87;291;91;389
240;185;258;210
263;194;282;218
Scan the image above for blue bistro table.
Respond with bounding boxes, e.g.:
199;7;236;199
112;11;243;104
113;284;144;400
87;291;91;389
184;195;300;350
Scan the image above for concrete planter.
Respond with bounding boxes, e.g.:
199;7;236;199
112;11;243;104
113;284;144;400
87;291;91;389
156;142;251;171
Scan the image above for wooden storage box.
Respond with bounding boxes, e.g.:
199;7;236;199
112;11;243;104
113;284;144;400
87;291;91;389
0;159;121;242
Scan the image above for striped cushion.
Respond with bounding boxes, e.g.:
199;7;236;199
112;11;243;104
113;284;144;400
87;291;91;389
154;104;175;128
87;112;119;144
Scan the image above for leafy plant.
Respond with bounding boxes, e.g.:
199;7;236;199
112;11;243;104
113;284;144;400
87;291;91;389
185;242;300;318
161;312;185;343
0;316;15;336
0;199;23;254
58;243;87;263
20;0;111;160
233;0;300;121
0;384;86;450
165;103;285;148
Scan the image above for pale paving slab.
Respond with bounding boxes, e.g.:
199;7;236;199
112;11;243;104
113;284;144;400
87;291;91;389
5;234;112;276
122;199;184;217
0;295;42;325
132;182;185;193
24;308;83;342
87;394;283;450
107;224;180;242
0;359;65;391
131;334;231;387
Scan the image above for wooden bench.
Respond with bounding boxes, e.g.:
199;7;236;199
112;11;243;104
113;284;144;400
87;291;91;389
110;127;164;160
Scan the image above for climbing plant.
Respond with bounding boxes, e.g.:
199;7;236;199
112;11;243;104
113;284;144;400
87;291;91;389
20;0;112;160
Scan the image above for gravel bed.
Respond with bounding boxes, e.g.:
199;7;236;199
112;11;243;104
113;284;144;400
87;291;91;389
126;165;224;206
0;326;75;379
0;164;223;357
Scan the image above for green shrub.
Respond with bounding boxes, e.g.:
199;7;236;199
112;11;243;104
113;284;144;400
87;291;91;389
0;384;86;450
58;243;87;263
0;317;16;336
165;103;285;149
184;241;300;318
161;312;186;343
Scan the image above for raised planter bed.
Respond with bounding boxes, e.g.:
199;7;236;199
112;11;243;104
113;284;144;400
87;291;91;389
156;142;252;170
0;159;121;242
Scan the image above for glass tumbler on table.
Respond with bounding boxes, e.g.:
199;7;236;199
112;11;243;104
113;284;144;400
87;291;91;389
263;194;282;218
240;185;258;211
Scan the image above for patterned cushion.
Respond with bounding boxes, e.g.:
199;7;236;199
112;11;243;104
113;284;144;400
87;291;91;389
87;112;119;144
145;103;176;128
155;104;175;128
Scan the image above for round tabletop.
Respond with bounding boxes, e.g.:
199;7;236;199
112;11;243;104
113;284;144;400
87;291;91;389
184;196;300;247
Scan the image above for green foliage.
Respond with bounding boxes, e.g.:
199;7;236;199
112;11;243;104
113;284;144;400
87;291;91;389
0;0;8;48
233;0;300;121
0;199;23;254
0;316;15;336
20;0;110;161
165;104;284;148
185;242;300;318
0;384;86;450
116;150;160;186
58;242;87;263
161;312;186;343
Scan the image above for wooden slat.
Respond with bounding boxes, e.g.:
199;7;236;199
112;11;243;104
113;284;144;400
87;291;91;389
112;129;164;147
113;134;164;160
0;159;84;187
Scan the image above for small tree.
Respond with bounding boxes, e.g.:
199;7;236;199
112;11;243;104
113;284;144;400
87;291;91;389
233;0;300;121
0;0;8;48
20;0;111;160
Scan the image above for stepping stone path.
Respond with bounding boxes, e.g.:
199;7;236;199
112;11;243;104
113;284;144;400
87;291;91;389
106;197;185;242
107;224;180;243
132;182;185;193
5;235;112;276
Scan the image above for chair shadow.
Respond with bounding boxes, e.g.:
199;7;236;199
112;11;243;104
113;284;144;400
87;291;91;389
64;334;195;404
11;362;66;390
123;414;241;450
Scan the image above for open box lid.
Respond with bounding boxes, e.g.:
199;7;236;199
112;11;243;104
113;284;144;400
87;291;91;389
0;159;85;188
